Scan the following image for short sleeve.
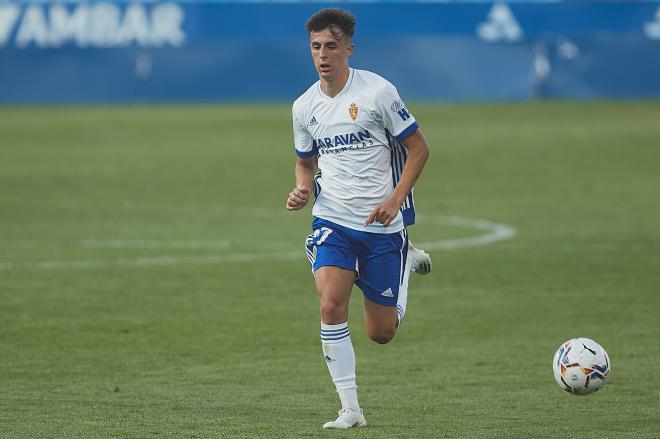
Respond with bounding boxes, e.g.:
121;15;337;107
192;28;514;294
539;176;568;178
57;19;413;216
376;83;419;142
292;105;317;158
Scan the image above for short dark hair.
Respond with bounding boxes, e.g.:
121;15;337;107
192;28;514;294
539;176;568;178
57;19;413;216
305;8;356;41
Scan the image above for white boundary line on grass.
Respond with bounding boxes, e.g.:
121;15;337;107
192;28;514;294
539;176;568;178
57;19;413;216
0;215;515;271
80;239;232;250
414;214;517;250
0;251;302;271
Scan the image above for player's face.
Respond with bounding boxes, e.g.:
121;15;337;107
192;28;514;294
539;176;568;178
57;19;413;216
310;28;353;82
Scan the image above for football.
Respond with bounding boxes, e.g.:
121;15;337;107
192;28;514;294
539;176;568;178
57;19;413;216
552;338;610;395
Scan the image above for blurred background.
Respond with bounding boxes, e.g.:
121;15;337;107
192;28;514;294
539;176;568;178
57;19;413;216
2;0;660;103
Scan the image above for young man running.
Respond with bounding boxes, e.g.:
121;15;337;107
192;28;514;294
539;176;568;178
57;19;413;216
285;8;430;429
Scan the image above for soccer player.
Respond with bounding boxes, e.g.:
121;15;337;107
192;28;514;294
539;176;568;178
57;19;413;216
285;8;430;429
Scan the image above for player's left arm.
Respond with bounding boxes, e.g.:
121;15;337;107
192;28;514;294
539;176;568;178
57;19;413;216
364;128;430;226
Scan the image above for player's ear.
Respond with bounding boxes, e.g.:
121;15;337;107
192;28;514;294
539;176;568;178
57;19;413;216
345;41;354;57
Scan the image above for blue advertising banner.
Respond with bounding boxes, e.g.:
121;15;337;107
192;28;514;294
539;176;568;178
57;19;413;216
1;1;659;102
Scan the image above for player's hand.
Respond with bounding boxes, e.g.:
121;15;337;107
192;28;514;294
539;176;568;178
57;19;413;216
286;185;311;211
364;197;400;226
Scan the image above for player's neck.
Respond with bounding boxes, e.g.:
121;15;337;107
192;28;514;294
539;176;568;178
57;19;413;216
320;67;350;98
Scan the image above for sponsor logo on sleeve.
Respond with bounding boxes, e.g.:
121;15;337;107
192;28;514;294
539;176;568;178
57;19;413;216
391;100;411;121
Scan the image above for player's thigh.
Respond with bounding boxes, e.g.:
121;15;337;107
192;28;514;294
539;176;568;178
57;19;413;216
314;266;356;323
305;219;359;323
314;265;355;304
314;265;356;301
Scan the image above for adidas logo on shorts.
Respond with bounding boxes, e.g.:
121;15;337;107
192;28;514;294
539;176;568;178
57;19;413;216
380;288;394;298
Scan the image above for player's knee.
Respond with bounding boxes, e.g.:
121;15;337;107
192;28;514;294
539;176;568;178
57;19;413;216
367;327;396;344
319;297;348;324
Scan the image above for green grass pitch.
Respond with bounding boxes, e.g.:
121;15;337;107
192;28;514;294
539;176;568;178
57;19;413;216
1;101;659;438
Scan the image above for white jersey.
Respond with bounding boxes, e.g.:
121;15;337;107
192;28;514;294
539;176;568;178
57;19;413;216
292;68;419;234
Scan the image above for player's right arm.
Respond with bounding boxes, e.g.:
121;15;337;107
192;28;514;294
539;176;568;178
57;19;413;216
286;155;318;211
288;98;319;210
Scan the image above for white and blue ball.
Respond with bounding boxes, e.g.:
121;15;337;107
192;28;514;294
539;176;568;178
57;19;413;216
552;337;610;395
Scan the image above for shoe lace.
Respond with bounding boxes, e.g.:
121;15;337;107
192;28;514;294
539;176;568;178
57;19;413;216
337;407;359;417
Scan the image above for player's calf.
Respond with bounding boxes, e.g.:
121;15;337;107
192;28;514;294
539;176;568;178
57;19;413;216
363;299;398;344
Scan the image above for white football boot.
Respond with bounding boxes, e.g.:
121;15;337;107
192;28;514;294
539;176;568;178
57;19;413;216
322;408;367;429
408;241;432;275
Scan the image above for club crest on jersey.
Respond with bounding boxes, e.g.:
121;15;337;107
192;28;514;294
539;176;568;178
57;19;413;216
349;103;359;121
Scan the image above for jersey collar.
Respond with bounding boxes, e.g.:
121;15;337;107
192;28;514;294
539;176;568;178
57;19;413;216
317;68;355;101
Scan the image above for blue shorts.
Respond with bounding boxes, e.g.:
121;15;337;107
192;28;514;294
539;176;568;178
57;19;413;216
305;218;408;307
